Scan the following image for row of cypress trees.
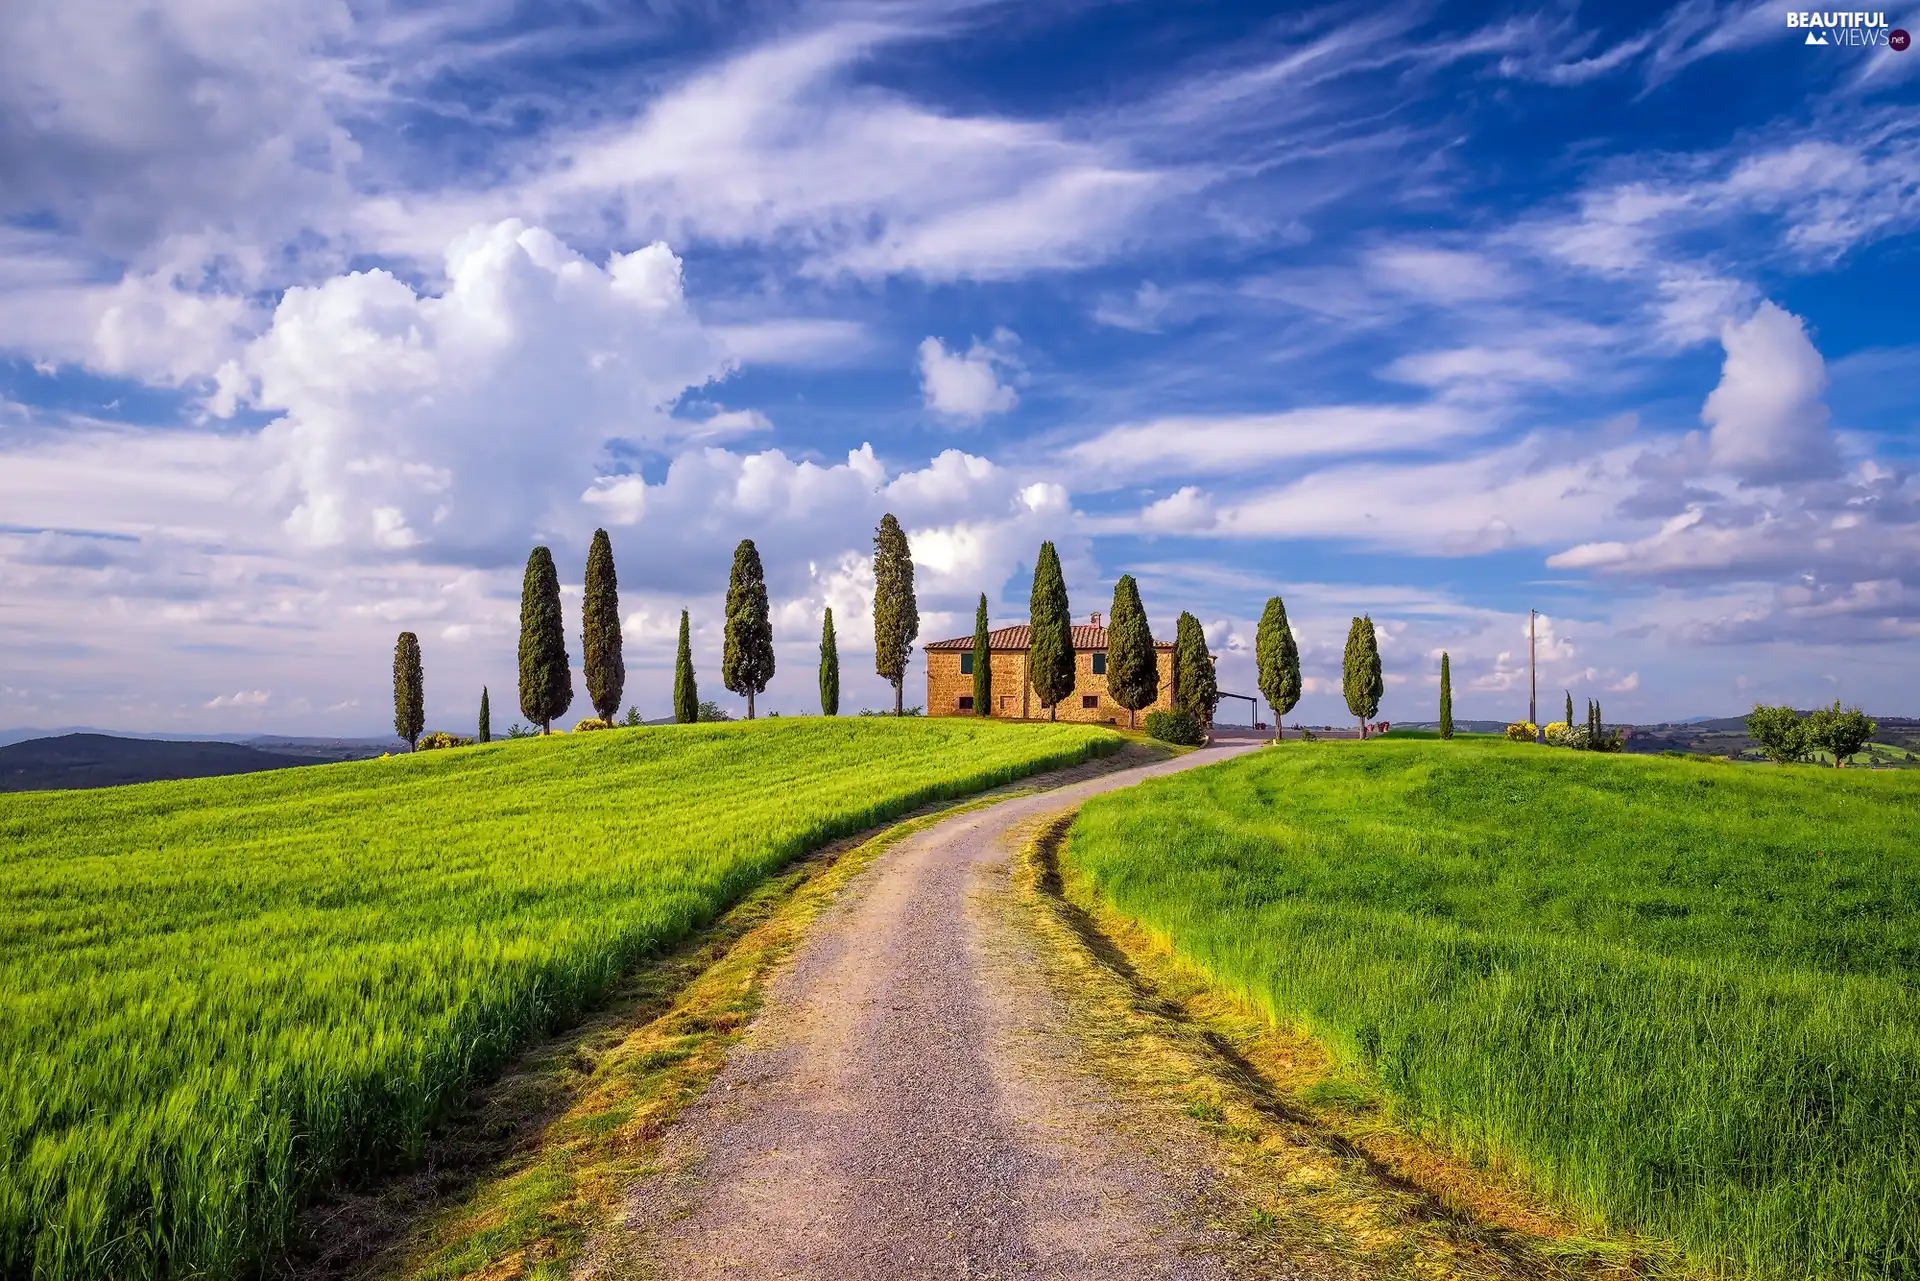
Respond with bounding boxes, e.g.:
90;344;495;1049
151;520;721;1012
469;516;924;733
394;523;1385;741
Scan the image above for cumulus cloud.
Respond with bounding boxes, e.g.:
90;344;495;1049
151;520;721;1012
917;330;1021;420
232;220;731;555
1701;301;1838;484
1141;486;1216;532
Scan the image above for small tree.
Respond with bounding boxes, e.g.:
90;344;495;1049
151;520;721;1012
873;514;920;716
723;539;774;719
582;528;625;724
1341;615;1382;736
673;609;698;724
1027;541;1075;720
1745;704;1808;764
518;545;572;733
1565;689;1574;730
1808;701;1876;767
478;686;491;744
819;607;840;716
1254;595;1300;741
1172;611;1219;727
393;631;424;750
971;593;993;717
1106;575;1159;729
1439;653;1453;740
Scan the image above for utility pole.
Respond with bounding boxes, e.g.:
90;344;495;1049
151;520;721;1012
1528;608;1538;739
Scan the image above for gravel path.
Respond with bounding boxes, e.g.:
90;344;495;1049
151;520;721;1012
616;743;1264;1280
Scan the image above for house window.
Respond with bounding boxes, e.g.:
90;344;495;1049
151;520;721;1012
999;695;1012;710
960;651;974;674
1092;652;1107;675
1082;695;1099;709
958;695;974;710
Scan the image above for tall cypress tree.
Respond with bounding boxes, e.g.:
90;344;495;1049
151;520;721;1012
872;513;920;716
1439;654;1453;740
1172;611;1218;726
971;593;992;716
674;609;698;724
582;528;625;724
518;545;572;734
723;539;774;719
393;631;424;750
1027;541;1074;720
1565;689;1574;729
1254;595;1301;741
1342;615;1382;736
478;686;491;744
1105;575;1157;729
819;607;840;716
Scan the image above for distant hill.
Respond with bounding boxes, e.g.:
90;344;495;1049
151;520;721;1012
0;734;384;792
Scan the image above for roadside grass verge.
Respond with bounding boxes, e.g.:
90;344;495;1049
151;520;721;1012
1016;810;1679;1281
0;718;1115;1279
1061;738;1920;1280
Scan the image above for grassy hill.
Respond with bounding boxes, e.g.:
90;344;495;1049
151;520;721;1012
0;718;1114;1279
1065;739;1920;1280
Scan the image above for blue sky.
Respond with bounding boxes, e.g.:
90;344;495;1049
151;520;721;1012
1;0;1916;734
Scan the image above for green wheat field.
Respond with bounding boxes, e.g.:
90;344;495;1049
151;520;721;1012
0;718;1114;1279
1066;739;1920;1280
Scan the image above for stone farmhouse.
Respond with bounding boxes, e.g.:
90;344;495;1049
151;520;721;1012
924;613;1176;723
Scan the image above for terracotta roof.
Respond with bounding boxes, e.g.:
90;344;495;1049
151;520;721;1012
925;623;1172;652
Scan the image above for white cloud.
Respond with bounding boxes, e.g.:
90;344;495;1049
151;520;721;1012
1062;404;1484;484
918;331;1021;420
1702;301;1837;483
1381;345;1575;392
1140;487;1216;532
205;690;270;708
237;220;731;554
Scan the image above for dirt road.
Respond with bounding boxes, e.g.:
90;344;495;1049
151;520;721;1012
614;742;1265;1280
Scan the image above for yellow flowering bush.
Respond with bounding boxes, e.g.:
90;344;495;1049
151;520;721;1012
1505;721;1538;742
573;718;611;733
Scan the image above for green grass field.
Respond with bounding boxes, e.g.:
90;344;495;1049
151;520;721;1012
1065;739;1920;1280
0;718;1114;1279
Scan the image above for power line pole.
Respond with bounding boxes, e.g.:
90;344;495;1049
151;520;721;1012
1528;608;1538;739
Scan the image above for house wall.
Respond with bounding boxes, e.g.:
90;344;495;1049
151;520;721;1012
925;649;1174;723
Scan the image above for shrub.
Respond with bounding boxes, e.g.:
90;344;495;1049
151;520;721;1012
416;731;472;751
1505;722;1537;742
1545;722;1591;749
572;718;611;733
1144;709;1205;746
504;722;536;739
696;699;733;723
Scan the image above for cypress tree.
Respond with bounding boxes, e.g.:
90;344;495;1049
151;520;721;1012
517;545;572;734
478;686;491;744
723;539;774;719
582;528;625;724
1105;575;1158;729
1341;615;1382;736
1172;611;1218;726
392;631;424;750
819;607;840;716
673;609;698;724
1439;654;1453;740
971;593;993;716
1254;595;1301;741
1565;689;1574;729
872;513;919;716
1027;541;1074;720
